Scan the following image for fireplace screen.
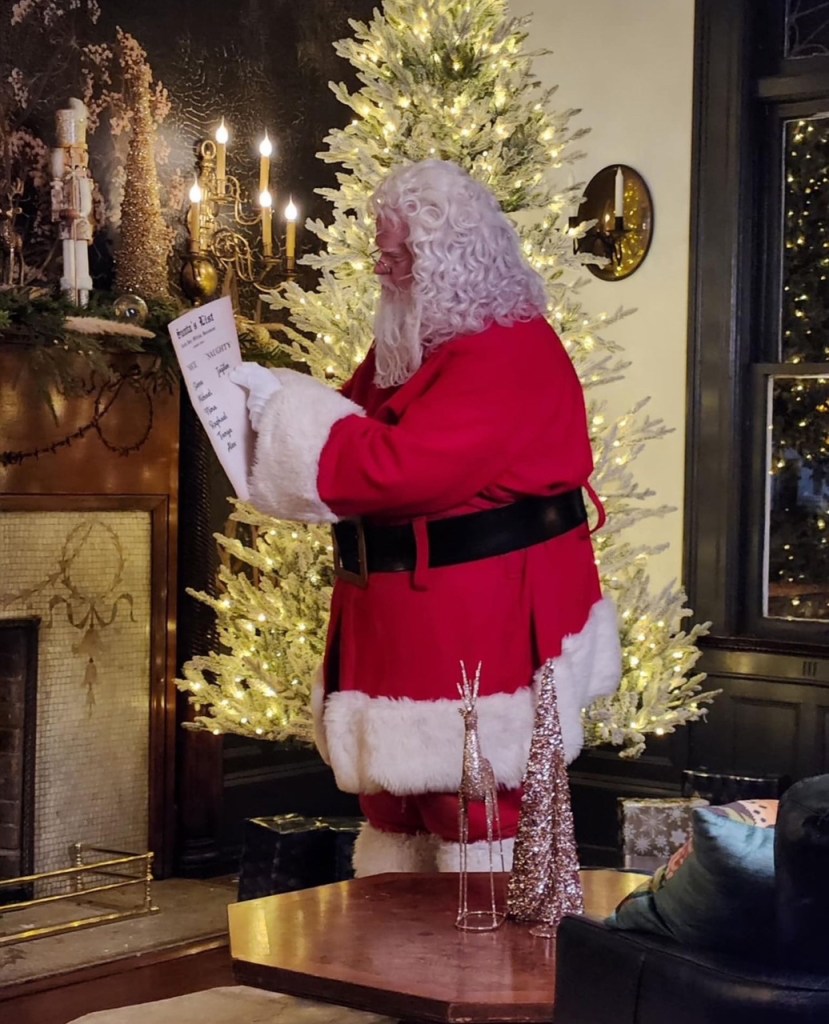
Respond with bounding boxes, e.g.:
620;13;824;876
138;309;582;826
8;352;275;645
0;511;152;883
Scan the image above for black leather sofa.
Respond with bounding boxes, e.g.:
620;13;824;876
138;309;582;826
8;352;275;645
552;915;829;1024
553;775;829;1024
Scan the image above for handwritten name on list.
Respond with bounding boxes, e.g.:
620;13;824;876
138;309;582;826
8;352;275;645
168;296;251;499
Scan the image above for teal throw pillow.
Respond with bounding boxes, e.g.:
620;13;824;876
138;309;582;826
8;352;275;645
606;806;776;954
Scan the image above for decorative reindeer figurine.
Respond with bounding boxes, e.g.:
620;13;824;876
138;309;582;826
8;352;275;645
455;661;505;931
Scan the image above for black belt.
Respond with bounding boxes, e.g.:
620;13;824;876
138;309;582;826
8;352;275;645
331;488;587;587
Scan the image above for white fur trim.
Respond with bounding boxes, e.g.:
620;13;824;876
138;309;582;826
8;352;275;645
323;597;622;794
248;368;364;523
311;664;329;765
436;836;514;873
552;596;622;763
352;823;438;876
324;687;535;796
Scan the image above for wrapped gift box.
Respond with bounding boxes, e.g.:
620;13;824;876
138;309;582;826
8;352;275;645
237;813;363;902
617;797;709;873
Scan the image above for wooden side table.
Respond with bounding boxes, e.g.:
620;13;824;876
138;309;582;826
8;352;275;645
229;869;646;1023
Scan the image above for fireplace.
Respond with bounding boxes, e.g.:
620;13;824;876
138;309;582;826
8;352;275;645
1;345;182;878
0;511;153;887
0;619;37;903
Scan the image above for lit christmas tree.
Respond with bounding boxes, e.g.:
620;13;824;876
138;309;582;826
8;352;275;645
177;0;715;758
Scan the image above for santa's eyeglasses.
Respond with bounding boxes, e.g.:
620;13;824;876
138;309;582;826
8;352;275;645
370;249;409;273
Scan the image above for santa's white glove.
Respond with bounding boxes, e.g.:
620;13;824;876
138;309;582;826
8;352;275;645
229;363;281;432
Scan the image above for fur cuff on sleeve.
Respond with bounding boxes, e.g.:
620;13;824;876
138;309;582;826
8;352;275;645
552;596;622;762
248;369;364;522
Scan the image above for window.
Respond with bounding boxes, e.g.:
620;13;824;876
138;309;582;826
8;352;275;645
757;112;829;624
686;0;829;643
763;369;829;620
786;0;829;59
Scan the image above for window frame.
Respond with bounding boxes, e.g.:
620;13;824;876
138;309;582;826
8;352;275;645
686;0;829;647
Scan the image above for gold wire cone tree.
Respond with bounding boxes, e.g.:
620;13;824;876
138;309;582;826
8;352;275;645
176;0;716;758
114;29;172;301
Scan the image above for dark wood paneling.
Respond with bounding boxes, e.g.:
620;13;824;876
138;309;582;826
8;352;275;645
687;646;829;782
684;0;758;633
820;703;829;769
174;398;225;874
732;697;798;773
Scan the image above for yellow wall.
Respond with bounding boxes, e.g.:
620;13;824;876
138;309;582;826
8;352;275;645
510;0;696;589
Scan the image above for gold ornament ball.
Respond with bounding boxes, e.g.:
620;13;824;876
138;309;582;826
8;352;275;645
180;257;220;306
112;293;149;325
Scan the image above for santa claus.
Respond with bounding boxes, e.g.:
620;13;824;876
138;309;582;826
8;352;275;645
231;159;621;876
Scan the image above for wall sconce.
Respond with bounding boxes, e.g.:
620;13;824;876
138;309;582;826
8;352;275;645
569;164;653;281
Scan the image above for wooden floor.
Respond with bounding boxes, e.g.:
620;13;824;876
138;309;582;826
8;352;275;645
0;937;234;1024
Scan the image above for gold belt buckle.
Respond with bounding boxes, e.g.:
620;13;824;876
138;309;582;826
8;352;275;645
332;520;369;588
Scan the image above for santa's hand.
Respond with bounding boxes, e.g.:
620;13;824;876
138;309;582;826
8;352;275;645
229;363;281;431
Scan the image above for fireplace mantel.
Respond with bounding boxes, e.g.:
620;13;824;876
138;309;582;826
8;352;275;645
0;343;180;876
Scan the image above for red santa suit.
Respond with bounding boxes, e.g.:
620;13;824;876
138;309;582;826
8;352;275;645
247;315;621;861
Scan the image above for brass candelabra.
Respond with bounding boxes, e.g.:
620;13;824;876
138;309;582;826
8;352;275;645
180;123;298;311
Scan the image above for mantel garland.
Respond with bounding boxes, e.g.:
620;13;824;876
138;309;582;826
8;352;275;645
0;288;180;390
0;288;283;465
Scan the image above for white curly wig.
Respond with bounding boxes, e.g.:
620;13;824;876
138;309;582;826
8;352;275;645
370;159;549;354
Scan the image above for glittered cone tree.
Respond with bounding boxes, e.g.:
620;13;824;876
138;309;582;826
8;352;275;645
507;663;583;933
114;29;171;300
177;0;716;755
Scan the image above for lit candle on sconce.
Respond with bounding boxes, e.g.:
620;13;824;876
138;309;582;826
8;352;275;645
215;118;228;189
258;132;272;195
614;166;624;221
285;197;298;272
566;169;581;231
188;177;202;252
259;189;273;257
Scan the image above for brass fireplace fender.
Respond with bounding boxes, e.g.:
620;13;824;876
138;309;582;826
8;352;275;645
0;843;158;946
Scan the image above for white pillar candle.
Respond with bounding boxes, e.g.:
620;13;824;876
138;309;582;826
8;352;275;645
188;178;203;252
215;118;228;190
285;197;298;270
614;166;624;220
258;132;272;195
260;190;273;257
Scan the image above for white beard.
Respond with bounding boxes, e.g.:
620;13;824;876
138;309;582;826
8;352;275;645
373;285;425;389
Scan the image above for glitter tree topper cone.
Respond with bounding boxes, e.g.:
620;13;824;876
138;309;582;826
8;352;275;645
506;662;584;934
114;29;172;301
